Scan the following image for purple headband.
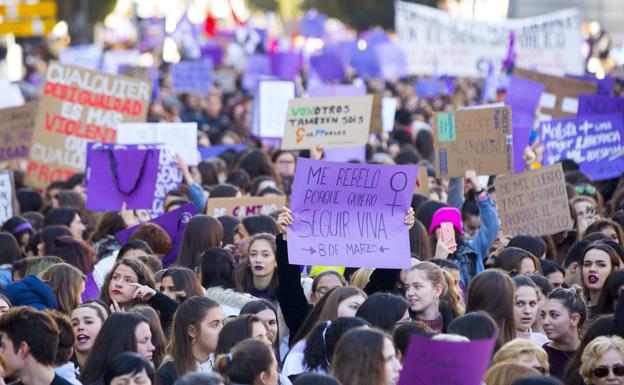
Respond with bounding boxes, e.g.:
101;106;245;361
12;223;32;234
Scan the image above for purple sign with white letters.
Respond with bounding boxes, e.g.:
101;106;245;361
577;95;624;116
288;158;416;268
540;113;624;181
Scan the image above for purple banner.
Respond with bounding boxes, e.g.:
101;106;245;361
271;52;303;81
310;53;345;82
504;75;545;173
374;42;408;81
199;144;246;160
566;74;615;96
540;113;624;181
288;158;416;268
397;335;496;385
85;144;160;211
243;54;272;90
200;42;224;67
577;95;624;116
171;60;213;95
116;203;198;267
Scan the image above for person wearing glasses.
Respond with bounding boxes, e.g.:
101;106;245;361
580;335;624;385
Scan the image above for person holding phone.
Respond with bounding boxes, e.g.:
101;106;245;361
428;172;500;291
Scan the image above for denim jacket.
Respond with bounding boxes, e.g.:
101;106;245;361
453;195;499;289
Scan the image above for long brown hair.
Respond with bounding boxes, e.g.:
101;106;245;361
177;215;223;271
131;306;167;368
40;263;84;315
466;269;516;346
331;329;388;385
169;297;221;376
99;258;155;308
161;267;204;299
238;233;278;298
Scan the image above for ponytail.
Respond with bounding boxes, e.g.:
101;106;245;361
214;339;274;385
548;286;587;329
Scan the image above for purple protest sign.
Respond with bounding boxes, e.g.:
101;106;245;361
299;10;327;38
540;113;624;181
171;60;214;95
85;144;160;211
271;52;303;81
324;41;354;68
566;74;615;96
374;42;408;81
243;54;272;90
199;144;246;160
288;158;416;268
139;18;166;53
324;146;366;163
116;203;198;267
310;53;345;82
577;95;624;116
415;78;441;98
397;335;496;385
200;42;224;67
350;45;380;79
308;84;366;98
504;75;545;173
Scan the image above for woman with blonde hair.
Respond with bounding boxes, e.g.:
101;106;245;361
484;362;541;385
40;263;85;315
580;335;624;385
493;339;550;375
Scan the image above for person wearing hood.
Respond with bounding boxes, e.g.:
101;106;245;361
4;274;59;311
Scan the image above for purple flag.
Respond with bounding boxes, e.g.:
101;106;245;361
577;95;624;116
200;42;224;67
116;203;198;267
324;146;366;162
199;144;246;160
323;41;354;68
398;335;496;385
505;75;545;173
171;60;214;95
310;53;345;82
566;74;615;96
415;78;440;98
361;28;389;49
299;10;327;38
288;158;417;268
139;18;166;53
243;54;272;90
540;113;624;181
271;52;303;81
374;42;408;81
307;84;366;98
350;45;380;79
85;144;160;211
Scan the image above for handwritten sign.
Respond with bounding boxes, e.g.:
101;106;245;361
494;164;573;237
0;171;14;226
206;196;286;218
171;60;214;95
117;122;198;166
0;102;37;161
433;106;513;177
577;95;624;116
25;62;151;189
514;68;596;119
282;95;374;150
288;158;416;268
397;335;496;385
539;114;624;181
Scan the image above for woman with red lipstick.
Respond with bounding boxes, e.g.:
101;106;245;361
541;287;586;379
239;234;279;302
512;276;549;346
582;242;621;317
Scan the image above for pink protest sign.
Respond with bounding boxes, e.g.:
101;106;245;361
288;158;416;268
398;335;496;385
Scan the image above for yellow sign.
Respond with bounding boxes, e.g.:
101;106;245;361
0;2;57;19
0;19;56;37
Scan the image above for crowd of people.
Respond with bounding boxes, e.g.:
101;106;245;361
1;25;624;385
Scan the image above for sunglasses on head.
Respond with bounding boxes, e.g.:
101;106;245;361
575;185;597;195
593;365;624;378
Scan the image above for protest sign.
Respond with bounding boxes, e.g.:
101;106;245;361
0;102;37;161
25;62;151;189
271;52;302;81
288;158;416;268
253;80;295;138
577;95;624;116
324;146;366;163
397;335;496;385
494;164;573;237
395;1;584;77
117;122;198;166
171;60;214;95
299;10;327;38
282;95;374;150
415;78;441;98
310;53;345;82
58;45;103;70
242;54;272;90
206;196;286;219
415;166;430;196
514;68;597;119
374;42;408;81
567;74;615;96
116;203;198;267
308;84;366;98
504;76;544;173
85;143;160;211
138;17;166;53
200;43;224;67
433;106;513;177
540;114;624;181
101;50;142;74
0;171;14;226
0;78;25;109
199;144;246;160
382;97;398;132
